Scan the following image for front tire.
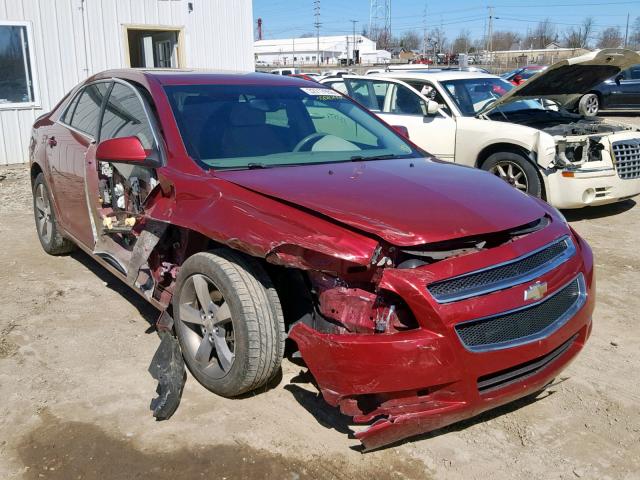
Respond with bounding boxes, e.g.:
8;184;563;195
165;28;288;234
482;152;542;198
578;93;599;117
32;172;76;255
173;250;285;397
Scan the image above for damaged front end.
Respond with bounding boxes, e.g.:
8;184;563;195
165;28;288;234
288;214;594;450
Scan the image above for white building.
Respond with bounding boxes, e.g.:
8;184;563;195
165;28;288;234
254;35;381;66
0;0;254;165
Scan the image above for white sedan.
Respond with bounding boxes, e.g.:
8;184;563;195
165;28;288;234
321;49;640;209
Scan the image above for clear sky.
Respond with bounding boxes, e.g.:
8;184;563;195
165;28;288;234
253;0;639;45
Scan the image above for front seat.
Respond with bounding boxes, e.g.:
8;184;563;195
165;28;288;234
220;103;288;158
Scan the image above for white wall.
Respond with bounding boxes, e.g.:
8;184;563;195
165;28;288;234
254;35;378;66
0;0;254;165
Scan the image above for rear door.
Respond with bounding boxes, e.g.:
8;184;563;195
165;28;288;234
50;82;110;247
343;77;457;161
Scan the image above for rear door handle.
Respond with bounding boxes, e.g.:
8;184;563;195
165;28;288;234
48;137;57;148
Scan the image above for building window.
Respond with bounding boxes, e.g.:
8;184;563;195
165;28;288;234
0;21;37;107
126;27;182;68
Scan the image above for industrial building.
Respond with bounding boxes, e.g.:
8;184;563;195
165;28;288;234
0;0;254;165
254;35;390;66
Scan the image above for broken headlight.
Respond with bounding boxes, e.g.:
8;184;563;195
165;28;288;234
555;138;604;167
555;140;588;166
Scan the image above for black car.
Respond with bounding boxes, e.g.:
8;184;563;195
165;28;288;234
578;64;640;116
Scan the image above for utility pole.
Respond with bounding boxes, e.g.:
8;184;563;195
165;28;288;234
346;36;350;66
422;2;427;58
487;6;494;66
314;0;321;67
350;19;358;64
624;12;630;47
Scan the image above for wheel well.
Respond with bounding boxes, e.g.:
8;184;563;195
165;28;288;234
589;90;603;105
30;163;43;185
475;143;531;169
475;143;547;200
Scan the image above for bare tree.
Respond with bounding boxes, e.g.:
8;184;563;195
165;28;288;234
630;16;640;49
373;29;393;50
428;27;447;53
597;27;623;48
563;17;594;48
452;30;472;54
525;18;557;49
299;32;314;38
400;31;421;51
491;31;521;51
472;37;485;53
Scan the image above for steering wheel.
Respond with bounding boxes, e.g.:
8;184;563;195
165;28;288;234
293;132;328;152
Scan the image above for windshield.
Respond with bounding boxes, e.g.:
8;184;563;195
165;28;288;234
164;84;418;169
439;77;545;116
520;67;546;80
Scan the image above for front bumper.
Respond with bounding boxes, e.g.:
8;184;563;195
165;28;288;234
290;228;594;450
545;167;640;209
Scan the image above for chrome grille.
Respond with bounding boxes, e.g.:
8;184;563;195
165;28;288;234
455;274;586;352
612;140;640;180
427;236;575;303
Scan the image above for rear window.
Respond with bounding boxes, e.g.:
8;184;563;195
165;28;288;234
164;84;417;170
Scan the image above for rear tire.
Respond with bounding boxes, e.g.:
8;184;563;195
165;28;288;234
173;250;285;397
578;93;599;117
32;173;76;255
482;152;542;198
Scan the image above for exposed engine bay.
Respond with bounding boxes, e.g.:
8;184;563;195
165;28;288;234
489;109;638;167
489;109;632;136
289;215;550;337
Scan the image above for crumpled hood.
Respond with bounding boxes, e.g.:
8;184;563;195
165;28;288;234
481;48;640;115
216;158;546;247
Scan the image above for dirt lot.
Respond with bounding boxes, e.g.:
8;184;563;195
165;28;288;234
1;119;639;479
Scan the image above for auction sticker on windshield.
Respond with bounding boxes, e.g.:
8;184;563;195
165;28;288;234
301;87;342;98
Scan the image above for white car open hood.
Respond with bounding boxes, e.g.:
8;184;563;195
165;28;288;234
480;49;640;115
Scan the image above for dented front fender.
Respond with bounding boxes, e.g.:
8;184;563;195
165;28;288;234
144;169;379;272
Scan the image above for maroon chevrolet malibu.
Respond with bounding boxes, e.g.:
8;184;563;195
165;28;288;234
29;70;594;449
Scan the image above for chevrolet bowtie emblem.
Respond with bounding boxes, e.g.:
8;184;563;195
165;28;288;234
524;281;548;301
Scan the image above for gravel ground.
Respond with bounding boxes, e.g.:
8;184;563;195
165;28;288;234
1;118;639;479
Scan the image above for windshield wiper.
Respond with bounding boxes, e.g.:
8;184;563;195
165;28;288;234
350;154;398;162
247;162;270;169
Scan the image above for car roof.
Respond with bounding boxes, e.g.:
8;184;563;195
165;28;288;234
346;71;500;81
91;69;315;87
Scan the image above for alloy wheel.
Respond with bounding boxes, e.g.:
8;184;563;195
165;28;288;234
178;274;235;378
34;183;53;244
585;95;599;116
490;161;529;192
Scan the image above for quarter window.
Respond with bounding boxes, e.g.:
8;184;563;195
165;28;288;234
100;83;154;149
0;22;36;106
68;83;110;137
